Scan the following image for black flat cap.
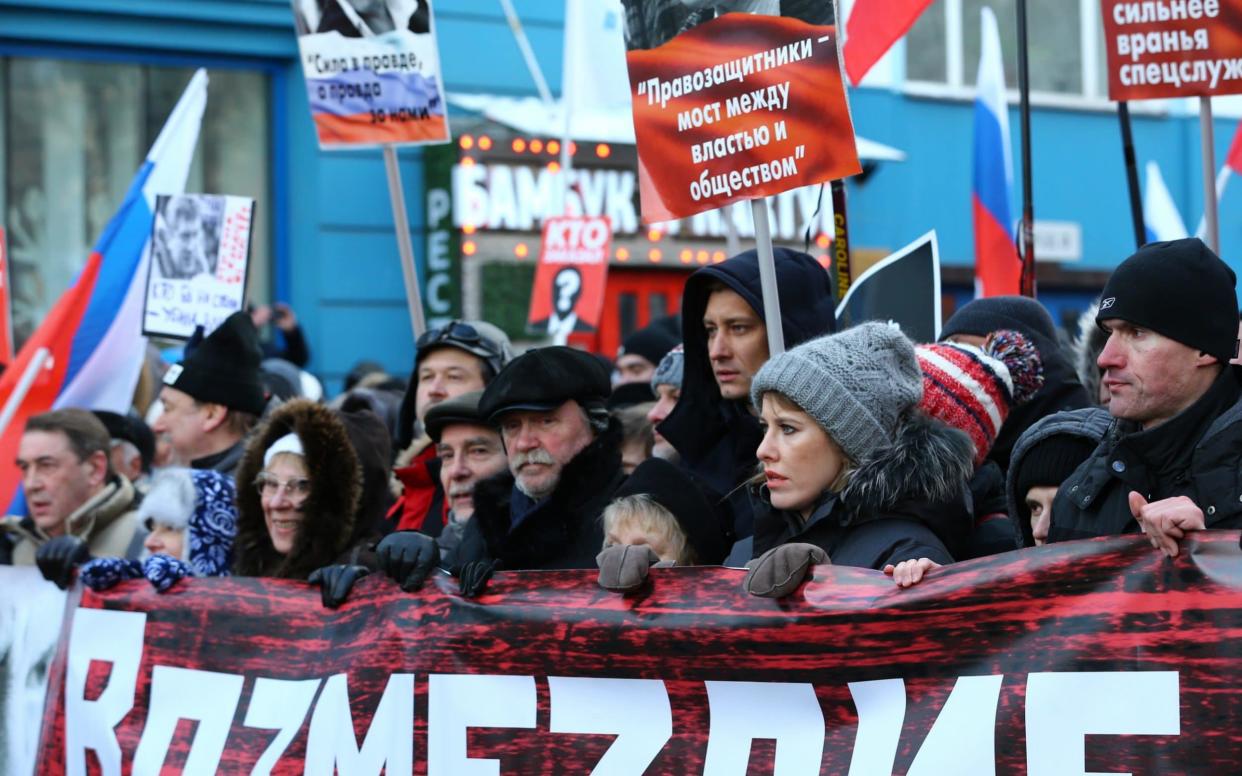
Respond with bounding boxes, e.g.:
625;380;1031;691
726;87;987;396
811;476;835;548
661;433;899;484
424;391;489;443
479;346;611;423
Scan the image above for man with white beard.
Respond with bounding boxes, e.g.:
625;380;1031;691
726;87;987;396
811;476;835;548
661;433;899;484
371;347;624;596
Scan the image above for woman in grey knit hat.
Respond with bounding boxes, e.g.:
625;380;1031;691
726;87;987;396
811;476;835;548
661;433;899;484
742;322;976;598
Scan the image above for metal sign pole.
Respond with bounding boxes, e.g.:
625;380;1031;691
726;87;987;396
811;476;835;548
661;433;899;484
1200;96;1220;253
750;197;786;357
383;145;427;340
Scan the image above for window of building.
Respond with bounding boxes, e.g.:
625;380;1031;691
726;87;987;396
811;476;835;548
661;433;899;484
905;0;1108;99
1;57;270;345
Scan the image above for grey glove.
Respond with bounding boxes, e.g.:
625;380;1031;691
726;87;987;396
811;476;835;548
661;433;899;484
596;545;661;592
743;543;829;598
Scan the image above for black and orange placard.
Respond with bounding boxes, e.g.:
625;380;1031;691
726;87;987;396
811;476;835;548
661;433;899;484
527;216;612;339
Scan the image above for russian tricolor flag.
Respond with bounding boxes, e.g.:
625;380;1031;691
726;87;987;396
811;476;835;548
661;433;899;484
0;70;207;511
1143;161;1189;244
971;7;1022;298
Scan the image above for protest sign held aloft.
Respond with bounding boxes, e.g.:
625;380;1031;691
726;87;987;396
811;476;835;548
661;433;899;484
291;0;450;148
527;216;612;342
142;194;254;341
623;2;861;222
1102;0;1242;100
836;230;941;343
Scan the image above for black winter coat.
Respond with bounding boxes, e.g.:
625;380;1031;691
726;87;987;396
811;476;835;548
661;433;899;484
453;421;627;572
751;413;976;569
1049;367;1242;542
658;248;836;542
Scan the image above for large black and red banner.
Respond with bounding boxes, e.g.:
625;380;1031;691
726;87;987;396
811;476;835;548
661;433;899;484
36;534;1242;774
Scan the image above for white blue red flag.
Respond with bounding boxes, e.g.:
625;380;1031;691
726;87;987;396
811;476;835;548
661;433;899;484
971;7;1021;298
0;69;207;511
1143;160;1189;244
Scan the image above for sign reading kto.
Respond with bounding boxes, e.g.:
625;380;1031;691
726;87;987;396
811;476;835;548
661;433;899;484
528;216;612;338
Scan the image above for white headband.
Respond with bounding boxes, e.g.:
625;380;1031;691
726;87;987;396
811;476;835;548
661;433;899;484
263;433;304;467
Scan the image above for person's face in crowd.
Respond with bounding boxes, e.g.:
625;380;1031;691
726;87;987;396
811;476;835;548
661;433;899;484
1025;485;1057;546
704;289;769;401
606;517;678;563
17;430;107;537
437;423;507;521
143;522;186;559
619;434;650;475
756;394;846;519
152;387;229;465
944;333;988;349
616;354;657;385
499;400;595;500
258;453;311;556
647;384;681;460
415;347;487;424
1096;319;1220;429
108;441;144;484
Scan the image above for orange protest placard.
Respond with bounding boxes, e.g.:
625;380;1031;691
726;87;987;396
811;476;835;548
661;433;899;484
1102;0;1242;101
624;8;860;223
527;216;612;340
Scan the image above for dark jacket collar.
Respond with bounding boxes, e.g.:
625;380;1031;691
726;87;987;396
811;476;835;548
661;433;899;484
192;439;245;474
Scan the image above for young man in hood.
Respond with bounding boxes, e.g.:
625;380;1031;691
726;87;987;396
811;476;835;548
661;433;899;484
656;247;836;544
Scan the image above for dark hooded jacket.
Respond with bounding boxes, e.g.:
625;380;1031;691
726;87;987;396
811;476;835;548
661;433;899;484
1049;366;1242;542
233;399;368;580
1006;406;1112;548
940;296;1091;473
752;412;975;569
453;419;627;572
658;249;836;542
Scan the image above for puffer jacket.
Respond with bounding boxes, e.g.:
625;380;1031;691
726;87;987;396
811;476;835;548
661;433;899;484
751;412;976;569
658;248;836;542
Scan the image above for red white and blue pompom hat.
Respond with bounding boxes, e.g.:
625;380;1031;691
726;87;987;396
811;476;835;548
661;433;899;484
916;330;1044;467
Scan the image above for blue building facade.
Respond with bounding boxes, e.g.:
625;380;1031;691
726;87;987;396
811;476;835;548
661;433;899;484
1;0;1238;392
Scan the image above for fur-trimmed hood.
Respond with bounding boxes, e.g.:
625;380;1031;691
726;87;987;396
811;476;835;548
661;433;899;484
1073;302;1107;405
838;410;976;524
234;399;363;579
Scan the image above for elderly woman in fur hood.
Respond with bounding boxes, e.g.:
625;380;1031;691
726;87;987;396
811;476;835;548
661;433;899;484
742;323;977;598
234;399;392;601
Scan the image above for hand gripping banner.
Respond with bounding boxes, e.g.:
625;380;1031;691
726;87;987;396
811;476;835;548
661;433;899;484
35;534;1242;774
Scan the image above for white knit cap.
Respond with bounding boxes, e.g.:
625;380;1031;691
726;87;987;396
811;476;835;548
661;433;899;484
263;433;304;466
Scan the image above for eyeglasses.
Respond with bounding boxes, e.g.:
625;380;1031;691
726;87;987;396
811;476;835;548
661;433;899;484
254;473;312;500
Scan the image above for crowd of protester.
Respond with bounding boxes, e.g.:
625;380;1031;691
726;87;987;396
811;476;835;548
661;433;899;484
3;236;1240;607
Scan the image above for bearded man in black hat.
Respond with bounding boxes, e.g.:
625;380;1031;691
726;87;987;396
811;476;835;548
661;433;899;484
152;312;268;474
373;346;626;596
1050;238;1242;554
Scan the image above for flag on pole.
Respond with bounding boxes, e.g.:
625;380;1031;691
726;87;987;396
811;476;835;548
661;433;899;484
1143;161;1189;244
1196;120;1242;239
842;0;936;86
971;7;1022;298
0;69;207;512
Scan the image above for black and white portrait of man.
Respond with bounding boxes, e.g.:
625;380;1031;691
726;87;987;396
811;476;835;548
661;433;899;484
151;195;224;281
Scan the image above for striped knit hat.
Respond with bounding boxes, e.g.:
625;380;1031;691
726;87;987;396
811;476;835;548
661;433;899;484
916;330;1044;467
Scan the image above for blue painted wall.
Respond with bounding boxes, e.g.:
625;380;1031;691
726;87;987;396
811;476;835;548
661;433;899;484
2;0;1238;391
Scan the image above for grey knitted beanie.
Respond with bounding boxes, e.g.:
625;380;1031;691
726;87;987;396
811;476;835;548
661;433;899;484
650;344;684;390
750;322;923;463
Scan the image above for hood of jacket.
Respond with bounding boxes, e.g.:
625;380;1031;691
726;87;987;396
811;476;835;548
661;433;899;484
234;399;363;579
335;403;394;544
1005;406;1112;547
469;419;626;570
1073;301;1107;405
658;248;836;468
839;411;975;537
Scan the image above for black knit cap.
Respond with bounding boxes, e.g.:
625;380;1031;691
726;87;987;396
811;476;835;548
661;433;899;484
479;346;611;423
92;410;155;473
614;458;731;564
618;318;679;365
424;390;488;443
163;311;267;415
940;295;1059;344
1096;237;1239;362
1015;434;1097;502
606;381;656;410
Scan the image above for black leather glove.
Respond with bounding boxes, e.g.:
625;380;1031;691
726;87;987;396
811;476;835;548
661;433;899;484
459;559;497;598
36;535;92;590
376;531;439;592
308;564;370;609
